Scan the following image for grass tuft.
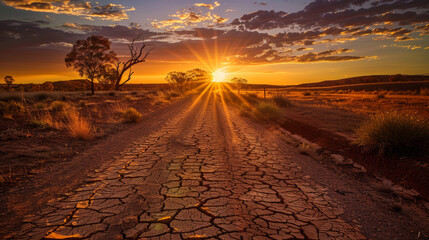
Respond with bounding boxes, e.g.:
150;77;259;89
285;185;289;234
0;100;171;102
272;95;292;107
63;108;93;140
50;101;70;111
122;107;142;123
254;102;283;122
355;111;429;157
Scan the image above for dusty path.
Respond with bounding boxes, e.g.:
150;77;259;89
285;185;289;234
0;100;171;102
8;87;366;239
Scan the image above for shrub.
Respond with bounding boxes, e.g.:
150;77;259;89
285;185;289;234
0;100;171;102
3;100;25;115
34;102;46;110
243;93;259;105
124;95;137;101
29;112;62;129
169;91;180;97
63;108;93;140
33;93;51;101
50;101;70;111
377;93;385;99
108;92;116;96
272;95;292;107
0;94;22;102
255;102;283;122
122;107;142;123
302;91;311;96
420;88;429;96
355;111;429;157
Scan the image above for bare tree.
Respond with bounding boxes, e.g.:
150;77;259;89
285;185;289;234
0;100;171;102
4;75;15;91
65;35;116;95
112;37;154;90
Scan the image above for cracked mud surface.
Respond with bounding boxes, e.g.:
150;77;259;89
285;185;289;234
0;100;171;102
7;89;367;240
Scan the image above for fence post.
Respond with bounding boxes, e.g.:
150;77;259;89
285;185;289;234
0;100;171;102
264;88;266;101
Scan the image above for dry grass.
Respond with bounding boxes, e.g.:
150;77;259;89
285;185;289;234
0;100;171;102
50;101;70;111
355;111;429;157
62;108;93;140
272;95;292;107
112;100;129;114
122;107;142;123
29;112;62;129
254;102;283;122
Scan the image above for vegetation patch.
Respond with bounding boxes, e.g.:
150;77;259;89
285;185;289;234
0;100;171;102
254;102;283;122
122;107;142;123
272;95;292;107
355;111;429;157
50;101;70;111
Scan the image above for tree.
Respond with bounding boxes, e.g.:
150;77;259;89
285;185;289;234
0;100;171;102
4;75;14;91
231;77;248;94
185;68;212;88
165;71;189;91
112;37;154;90
65;35;116;95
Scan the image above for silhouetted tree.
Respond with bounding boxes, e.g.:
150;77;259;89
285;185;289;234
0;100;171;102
231;77;248;94
112;37;154;90
165;71;189;91
185;68;212;88
4;75;14;91
65;35;116;95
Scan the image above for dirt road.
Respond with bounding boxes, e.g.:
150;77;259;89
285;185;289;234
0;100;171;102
7;86;367;239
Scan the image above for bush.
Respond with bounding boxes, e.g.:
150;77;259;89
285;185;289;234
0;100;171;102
376;93;385;99
355;111;429;157
50;101;70;111
1;100;25;116
302;91;311;96
0;94;22;102
420;88;429;96
33;93;51;101
34;102;46;110
255;102;283;122
122;107;142;123
243;93;259;105
108;92;116;96
272;95;292;107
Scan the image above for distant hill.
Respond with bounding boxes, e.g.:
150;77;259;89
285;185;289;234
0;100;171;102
293;75;429;88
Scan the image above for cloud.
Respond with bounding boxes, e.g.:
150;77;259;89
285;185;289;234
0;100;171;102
234;0;429;30
151;2;228;30
254;2;267;6
194;1;220;10
1;0;134;21
40;42;73;48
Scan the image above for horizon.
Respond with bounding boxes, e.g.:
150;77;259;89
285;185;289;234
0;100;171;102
1;0;428;85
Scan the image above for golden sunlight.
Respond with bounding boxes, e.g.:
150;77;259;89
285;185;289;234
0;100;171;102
212;69;226;82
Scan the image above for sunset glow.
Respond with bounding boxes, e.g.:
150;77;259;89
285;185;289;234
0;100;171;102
212;70;227;82
0;1;428;84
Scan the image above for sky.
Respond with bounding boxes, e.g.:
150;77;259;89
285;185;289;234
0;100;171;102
0;0;428;85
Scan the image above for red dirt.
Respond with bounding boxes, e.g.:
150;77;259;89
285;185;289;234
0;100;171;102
281;117;429;200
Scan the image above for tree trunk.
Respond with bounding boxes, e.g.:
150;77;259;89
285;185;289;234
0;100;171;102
90;78;95;95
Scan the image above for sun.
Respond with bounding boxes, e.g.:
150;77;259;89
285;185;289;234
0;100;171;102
212;69;226;82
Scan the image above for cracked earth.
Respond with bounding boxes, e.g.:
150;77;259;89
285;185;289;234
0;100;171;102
8;89;367;240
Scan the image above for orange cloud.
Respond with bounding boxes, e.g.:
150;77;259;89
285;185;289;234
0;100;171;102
1;0;134;21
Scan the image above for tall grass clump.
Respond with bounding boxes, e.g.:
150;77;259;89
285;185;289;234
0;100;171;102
255;102;283;122
63;108;93;140
122;107;142;123
50;101;70;111
272;95;292;107
355;111;429;157
29;112;62;129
